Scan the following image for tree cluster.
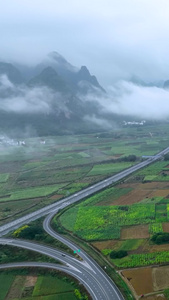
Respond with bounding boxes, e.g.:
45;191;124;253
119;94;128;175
110;250;128;259
74;289;88;300
164;153;169;161
13;224;43;240
119;155;137;162
151;232;169;244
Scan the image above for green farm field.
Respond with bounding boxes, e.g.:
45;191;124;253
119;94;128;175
0;274;14;300
2;124;169;298
0;270;84;300
57;125;169;278
1;124;169;223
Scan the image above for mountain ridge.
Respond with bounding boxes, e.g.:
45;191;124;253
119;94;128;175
0;51;108;135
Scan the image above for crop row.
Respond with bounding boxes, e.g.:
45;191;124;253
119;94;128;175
74;204;155;231
80;187;132;206
149;223;163;234
75;226;121;241
60;204;156;241
111;251;169;268
0;173;9;183
0;184;65;202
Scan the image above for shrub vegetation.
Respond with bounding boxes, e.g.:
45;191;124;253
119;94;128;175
151;232;169;244
110;250;128;259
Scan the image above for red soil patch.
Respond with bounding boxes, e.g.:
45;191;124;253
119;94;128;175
122;266;169;297
91;240;118;251
121;225;149;239
162;222;169;232
122;267;153;295
50;194;63;200
151;189;169;197
110;182;169;205
112;189;152;205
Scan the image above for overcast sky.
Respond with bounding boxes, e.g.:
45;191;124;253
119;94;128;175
1;0;169;86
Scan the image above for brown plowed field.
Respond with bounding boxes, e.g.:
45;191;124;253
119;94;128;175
122;266;169;296
111;182;169;205
153;266;169;291
121;225;149;239
151;189;169;197
122;267;153;295
162;222;169;232
141;242;169;253
91;240;118;251
112;189;152;205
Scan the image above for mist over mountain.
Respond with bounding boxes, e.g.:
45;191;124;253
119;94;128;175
0;62;23;84
14;52;105;94
164;80;169;90
1;51;169;138
130;75;164;88
0;52;109;136
28;66;70;93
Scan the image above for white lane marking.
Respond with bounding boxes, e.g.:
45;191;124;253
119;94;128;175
80;260;96;274
66;263;82;273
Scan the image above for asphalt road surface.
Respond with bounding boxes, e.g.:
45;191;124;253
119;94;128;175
0;261;110;300
0;146;168;237
0;147;169;299
0;238;123;300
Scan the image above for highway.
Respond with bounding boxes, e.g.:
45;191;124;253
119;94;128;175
0;146;169;299
0;237;123;300
0;262;109;300
44;211;124;299
0;146;169;238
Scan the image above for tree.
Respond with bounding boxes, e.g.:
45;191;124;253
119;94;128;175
13;224;43;239
151;232;169;244
74;289;82;299
164;153;169;161
110;250;128;259
13;225;29;237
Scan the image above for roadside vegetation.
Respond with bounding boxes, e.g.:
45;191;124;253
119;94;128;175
10;218;75;256
0;124;168;224
0;268;90;300
2;124;169;298
0;244;58;265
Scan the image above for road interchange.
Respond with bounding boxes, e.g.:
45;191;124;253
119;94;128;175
0;237;123;300
0;147;169;299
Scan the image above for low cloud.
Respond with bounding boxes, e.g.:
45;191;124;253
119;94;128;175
0;74;14;89
1;74;169;133
109;81;169;120
84;81;169;121
84;114;113;129
0;75;69;115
